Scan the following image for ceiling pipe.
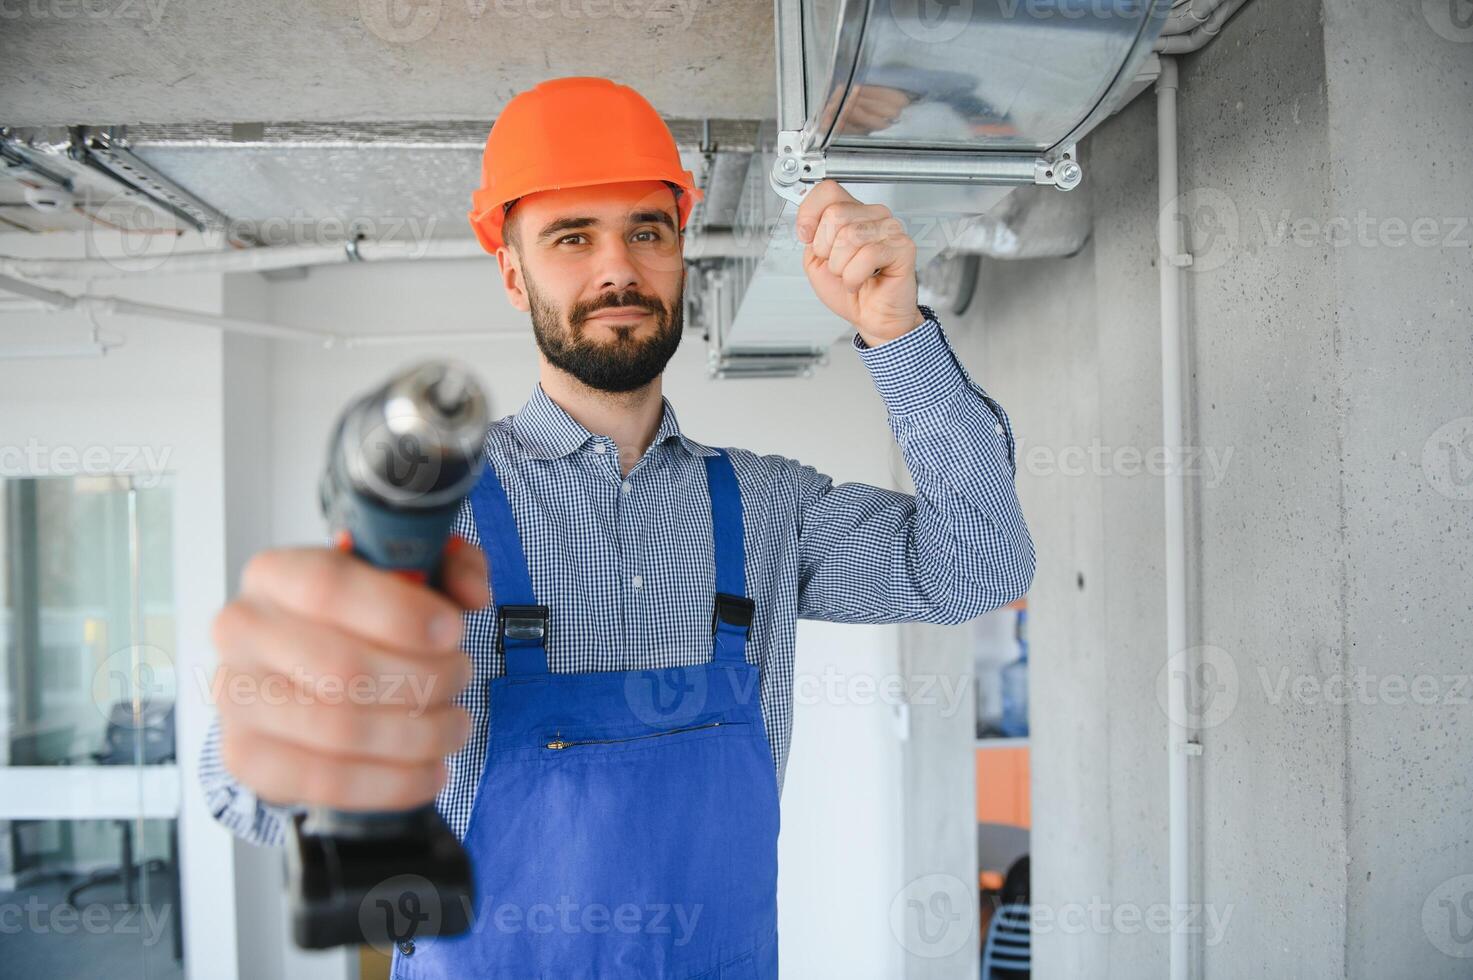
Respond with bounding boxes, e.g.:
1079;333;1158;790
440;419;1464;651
0;272;72;307
104;296;341;344
0;343;114;360
0;272;340;345
0;239;481;280
0;229;760;282
0;273;545;352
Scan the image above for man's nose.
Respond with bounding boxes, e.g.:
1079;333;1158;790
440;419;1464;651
593;237;643;292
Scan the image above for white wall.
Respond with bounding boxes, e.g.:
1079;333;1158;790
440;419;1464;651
0;232;241;980
781;619;905;980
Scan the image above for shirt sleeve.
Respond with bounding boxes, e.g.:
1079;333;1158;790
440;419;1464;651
793;304;1034;624
198;712;297;848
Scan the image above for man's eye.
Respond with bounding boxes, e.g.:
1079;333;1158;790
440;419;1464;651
557;234;586;245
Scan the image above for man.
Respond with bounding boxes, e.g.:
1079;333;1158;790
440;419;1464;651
201;76;1033;977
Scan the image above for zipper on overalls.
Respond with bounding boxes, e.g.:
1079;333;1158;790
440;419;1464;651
544;720;737;751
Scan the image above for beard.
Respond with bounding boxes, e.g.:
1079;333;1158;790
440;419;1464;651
526;270;684;394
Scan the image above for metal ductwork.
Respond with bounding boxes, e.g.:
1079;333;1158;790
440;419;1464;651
0;121;763;255
697;0;1169;377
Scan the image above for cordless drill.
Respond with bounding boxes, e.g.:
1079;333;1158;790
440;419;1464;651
287;360;489;950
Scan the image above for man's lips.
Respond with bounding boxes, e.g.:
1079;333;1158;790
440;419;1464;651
585;307;654;323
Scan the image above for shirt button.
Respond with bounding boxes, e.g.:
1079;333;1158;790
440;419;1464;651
398;940;415;955
994;423;1005;435
621;481;632;494
593;442;607;454
632;574;643;589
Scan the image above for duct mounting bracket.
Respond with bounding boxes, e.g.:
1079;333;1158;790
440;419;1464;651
1036;145;1084;192
770;130;824;207
772;135;1087;205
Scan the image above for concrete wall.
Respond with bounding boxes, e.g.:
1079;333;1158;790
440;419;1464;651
949;0;1473;976
1322;2;1473;975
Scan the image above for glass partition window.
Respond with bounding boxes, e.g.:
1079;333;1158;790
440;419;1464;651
1;476;177;768
0;475;182;979
0;817;182;979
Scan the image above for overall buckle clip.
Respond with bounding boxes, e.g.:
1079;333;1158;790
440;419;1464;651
496;604;549;656
712;593;756;634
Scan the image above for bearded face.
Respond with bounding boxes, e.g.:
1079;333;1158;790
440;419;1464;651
496;180;689;393
524;266;685;394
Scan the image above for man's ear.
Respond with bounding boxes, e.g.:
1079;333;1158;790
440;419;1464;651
495;246;530;313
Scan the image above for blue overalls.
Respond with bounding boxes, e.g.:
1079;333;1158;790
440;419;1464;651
392;448;781;979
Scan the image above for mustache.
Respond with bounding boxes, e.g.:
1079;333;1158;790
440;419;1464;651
572;292;666;325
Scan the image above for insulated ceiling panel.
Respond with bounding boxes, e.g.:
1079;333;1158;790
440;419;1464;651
1;121;761;244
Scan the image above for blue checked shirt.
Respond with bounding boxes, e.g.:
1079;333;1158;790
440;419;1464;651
199;305;1034;847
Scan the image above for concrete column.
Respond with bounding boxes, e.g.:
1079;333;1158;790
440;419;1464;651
946;0;1472;975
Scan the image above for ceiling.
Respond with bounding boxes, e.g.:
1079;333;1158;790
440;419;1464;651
0;0;776;126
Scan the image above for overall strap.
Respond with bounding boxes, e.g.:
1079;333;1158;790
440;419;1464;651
467;458;549;677
704;449;754;665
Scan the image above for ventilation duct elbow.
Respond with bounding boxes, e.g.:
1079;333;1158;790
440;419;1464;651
700;0;1168;375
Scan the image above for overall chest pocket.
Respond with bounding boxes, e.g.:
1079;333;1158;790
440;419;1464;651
537;719;753;757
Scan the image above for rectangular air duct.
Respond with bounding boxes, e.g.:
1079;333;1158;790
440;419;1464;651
699;0;1170;377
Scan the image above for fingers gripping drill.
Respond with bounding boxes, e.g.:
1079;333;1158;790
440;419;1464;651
287;361;489;950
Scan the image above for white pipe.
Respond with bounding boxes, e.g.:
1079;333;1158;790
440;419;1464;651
1156;0;1251;53
102;297;340;345
0;230;760;281
0;274;537;350
0;238;486;281
0;341;113;360
0;272;74;307
0;272;339;346
1157;55;1192;980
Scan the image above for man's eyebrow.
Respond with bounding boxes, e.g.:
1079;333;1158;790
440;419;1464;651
536;216;595;243
629;210;676;231
536;210;676;243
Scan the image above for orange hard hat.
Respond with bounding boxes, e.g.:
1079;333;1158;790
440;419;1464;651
468;76;703;253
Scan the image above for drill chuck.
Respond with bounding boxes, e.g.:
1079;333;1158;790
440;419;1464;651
320;361;490;579
333;361;489;509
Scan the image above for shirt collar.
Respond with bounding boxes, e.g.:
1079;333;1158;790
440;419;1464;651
510;383;719;460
